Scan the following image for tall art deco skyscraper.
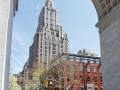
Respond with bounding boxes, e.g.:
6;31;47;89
29;0;69;69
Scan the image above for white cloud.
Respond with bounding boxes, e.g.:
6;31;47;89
11;55;24;66
13;31;29;46
11;22;30;74
12;23;30;47
12;46;19;51
34;4;40;10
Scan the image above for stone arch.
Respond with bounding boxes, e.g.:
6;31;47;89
92;0;120;90
1;0;120;90
92;0;120;20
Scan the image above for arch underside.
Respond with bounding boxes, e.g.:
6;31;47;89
92;0;120;21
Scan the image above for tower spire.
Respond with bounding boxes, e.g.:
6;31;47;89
45;0;53;8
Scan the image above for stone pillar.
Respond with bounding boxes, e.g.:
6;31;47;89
92;0;120;90
0;0;18;90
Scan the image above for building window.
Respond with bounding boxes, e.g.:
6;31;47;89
93;60;96;63
73;65;76;71
44;33;46;36
81;87;84;90
51;9;54;12
50;19;53;21
67;75;70;82
40;53;42;56
73;56;76;61
53;43;56;47
50;28;53;30
94;76;97;82
45;50;47;53
94;66;97;72
88;76;91;82
80;75;83;82
56;32;59;37
46;23;48;26
51;32;54;35
50;16;53;19
74;75;76;81
45;46;47;49
100;67;101;73
66;64;70;70
87;66;90;72
76;57;79;62
100;76;102;82
80;65;83;71
45;42;47;45
40;57;42;61
50;13;53;15
50;24;53;27
80;57;82;62
53;51;56;54
66;56;70;60
95;87;98;90
53;47;56;50
40;49;42;52
58;44;60;47
74;86;77;90
87;59;90;63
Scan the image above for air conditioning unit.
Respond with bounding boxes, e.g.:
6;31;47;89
87;84;94;90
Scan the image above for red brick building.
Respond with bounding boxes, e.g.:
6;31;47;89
45;53;102;90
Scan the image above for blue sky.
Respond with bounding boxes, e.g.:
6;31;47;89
11;0;100;74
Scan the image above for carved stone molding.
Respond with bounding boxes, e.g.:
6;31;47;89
96;4;120;33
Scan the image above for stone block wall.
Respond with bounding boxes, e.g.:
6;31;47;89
0;0;14;90
100;19;120;90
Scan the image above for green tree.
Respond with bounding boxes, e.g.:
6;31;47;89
9;75;22;90
26;63;48;90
